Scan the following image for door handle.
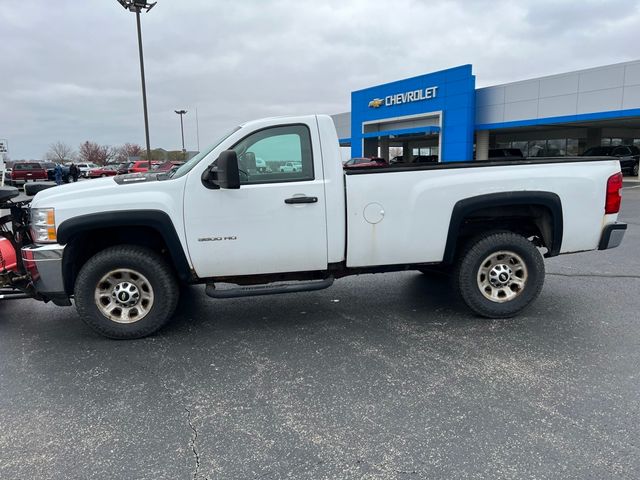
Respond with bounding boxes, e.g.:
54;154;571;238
284;196;318;204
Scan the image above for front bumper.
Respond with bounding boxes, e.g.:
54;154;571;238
599;222;627;250
21;243;70;305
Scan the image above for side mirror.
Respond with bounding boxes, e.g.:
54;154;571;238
201;150;241;190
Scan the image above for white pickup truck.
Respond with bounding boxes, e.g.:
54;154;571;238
1;115;627;339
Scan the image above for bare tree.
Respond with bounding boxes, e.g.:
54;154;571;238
78;141;115;166
46;141;75;163
113;143;143;163
389;147;403;159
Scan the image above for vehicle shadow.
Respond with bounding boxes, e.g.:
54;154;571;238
161;272;477;338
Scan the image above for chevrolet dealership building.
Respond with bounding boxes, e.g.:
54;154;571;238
332;60;640;167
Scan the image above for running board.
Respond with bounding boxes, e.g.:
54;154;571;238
205;276;334;299
0;290;31;300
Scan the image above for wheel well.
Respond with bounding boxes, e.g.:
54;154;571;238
62;226;176;295
443;193;563;264
459;204;553;251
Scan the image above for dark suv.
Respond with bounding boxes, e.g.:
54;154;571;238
489;148;524;160
582;145;640;176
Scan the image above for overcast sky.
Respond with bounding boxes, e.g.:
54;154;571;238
1;0;639;159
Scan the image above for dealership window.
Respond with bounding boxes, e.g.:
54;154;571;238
496;138;581;157
412;146;439;157
511;141;529;157
566;139;579;156
528;140;546;157
546;139;566;156
602;137;623;146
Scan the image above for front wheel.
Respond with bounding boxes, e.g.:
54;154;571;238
454;232;545;318
632;161;639;177
74;245;179;339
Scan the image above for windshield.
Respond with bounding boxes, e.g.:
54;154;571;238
170;127;241;179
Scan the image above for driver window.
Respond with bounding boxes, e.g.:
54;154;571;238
232;124;314;184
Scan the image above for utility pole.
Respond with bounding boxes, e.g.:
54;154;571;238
116;0;157;169
175;110;187;159
195;107;200;152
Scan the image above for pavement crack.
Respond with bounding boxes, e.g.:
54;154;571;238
185;407;201;480
547;272;640;279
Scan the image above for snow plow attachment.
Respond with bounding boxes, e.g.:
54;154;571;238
1;186;36;300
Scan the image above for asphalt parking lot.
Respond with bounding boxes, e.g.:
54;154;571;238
1;184;639;479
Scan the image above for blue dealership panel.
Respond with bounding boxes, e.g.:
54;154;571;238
350;65;476;162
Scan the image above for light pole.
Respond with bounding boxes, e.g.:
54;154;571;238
175;110;187;158
116;0;157;169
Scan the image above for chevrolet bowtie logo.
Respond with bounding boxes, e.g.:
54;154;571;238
368;98;384;108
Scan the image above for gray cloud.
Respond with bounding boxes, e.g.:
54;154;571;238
1;0;639;159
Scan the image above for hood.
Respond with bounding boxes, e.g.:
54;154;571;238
31;177;117;208
30;173;166;209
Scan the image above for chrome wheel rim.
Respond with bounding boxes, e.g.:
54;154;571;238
477;250;528;303
94;269;154;323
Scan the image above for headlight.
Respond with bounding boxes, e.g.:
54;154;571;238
30;208;57;243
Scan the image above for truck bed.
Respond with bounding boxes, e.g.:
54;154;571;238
344;157;619;267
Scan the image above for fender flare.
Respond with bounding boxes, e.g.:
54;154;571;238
443;191;563;263
57;210;194;282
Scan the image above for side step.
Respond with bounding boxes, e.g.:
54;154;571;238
205;276;334;299
0;289;32;301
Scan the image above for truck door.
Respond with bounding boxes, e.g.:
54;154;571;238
183;122;329;278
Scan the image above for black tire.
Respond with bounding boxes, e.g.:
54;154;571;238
24;182;56;196
454;232;545;318
632;161;639;177
74;245;179;339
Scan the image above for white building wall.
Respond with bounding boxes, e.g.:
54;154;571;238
476;60;640;125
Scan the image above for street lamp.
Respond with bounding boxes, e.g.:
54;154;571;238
175;110;187;158
116;0;157;169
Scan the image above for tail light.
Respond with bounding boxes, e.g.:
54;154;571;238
605;172;623;214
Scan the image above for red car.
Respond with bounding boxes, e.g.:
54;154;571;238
88;165;120;178
343;157;388;169
9;162;48;183
126;160;161;173
152;161;184;172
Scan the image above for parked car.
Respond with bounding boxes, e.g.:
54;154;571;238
390;155;438;164
45;163;70;183
126;160;160;173
279;161;302;173
152;161;184;173
2;168;12;183
9;162;48;184
88;165;120;178
255;157;271;173
413;155;438;163
76;163;99;178
488;148;524;160
582;145;640;176
343;157;388;168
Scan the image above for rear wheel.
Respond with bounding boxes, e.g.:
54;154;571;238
454;232;545;318
74;245;179;339
632;161;639;177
